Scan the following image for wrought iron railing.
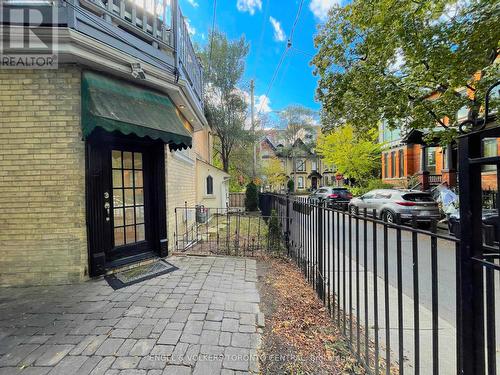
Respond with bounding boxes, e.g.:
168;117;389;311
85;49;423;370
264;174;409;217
428;174;442;185
259;192;500;375
173;206;286;256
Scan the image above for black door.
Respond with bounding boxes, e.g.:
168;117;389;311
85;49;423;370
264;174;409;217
86;131;167;276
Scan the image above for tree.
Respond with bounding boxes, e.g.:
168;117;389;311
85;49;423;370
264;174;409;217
316;124;382;182
245;181;259;211
199;30;253;172
312;0;500;141
262;157;287;192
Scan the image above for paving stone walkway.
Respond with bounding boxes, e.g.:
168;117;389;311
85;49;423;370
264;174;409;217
0;256;264;375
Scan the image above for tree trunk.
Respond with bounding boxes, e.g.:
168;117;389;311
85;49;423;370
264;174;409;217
222;152;229;173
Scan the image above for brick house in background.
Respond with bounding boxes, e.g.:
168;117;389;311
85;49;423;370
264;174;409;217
380;121;500;191
0;1;224;286
380;59;499;192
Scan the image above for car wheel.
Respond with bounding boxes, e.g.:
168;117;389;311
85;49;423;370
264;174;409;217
383;210;395;223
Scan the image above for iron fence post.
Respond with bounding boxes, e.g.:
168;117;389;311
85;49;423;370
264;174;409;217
286;193;290;255
457;133;485;375
317;200;324;299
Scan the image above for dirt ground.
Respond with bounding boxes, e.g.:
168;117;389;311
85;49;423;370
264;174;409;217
257;257;365;375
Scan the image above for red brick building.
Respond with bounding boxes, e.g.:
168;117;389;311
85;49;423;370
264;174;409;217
380;123;500;191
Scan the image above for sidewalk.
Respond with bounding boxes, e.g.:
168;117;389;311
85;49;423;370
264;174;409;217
0;256;263;375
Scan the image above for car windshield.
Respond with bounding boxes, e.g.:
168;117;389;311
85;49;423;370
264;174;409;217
402;193;435;202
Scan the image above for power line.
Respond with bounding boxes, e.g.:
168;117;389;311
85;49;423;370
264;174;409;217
257;0;304;114
291;46;315;58
252;0;270;77
288;0;304;47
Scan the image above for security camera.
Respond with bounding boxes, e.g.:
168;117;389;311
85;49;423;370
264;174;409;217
130;63;146;80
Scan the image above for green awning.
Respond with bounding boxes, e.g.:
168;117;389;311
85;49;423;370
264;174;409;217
81;71;192;150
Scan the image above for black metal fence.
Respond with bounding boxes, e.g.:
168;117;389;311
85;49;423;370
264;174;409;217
259;192;500;375
173;205;286;256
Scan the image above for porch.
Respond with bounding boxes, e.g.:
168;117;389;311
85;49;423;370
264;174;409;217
0;256;262;374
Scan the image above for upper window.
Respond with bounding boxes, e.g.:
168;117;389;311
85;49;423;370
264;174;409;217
398;149;404;177
296;159;305;172
456;105;469;121
380;121;402;143
482;138;497;172
311;160;317;171
383;153;389;178
390;151;396;178
206;175;214;195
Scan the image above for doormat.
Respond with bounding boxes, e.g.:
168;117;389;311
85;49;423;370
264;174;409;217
105;260;178;290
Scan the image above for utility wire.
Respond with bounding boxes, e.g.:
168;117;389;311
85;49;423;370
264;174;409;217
291;46;315;58
257;0;304;114
288;0;304;47
252;0;270;77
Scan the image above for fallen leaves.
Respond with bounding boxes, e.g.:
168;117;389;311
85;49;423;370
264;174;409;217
258;257;365;375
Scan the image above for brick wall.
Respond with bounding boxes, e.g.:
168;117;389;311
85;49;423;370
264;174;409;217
165;148;196;252
0;67;87;286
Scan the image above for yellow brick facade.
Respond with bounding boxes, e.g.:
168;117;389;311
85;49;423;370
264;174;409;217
0;67;205;284
165;148;197;250
0;67;87;286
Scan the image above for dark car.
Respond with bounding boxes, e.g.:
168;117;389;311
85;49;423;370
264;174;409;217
448;209;499;244
309;187;353;209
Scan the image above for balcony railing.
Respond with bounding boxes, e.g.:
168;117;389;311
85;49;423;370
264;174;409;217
78;0;203;104
429;174;442;185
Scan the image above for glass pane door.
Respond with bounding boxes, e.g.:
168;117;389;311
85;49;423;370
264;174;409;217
111;150;145;247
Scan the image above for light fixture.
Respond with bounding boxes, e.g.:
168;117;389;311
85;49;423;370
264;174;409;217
130;62;146;80
179;104;185;109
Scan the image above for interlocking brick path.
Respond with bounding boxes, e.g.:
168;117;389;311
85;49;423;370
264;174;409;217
0;256;263;375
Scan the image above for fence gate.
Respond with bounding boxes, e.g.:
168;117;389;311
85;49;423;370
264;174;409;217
173;205;287;256
457;83;500;374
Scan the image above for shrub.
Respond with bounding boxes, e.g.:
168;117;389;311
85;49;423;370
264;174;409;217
350;178;394;196
287;179;294;193
245;181;259;211
268;209;282;254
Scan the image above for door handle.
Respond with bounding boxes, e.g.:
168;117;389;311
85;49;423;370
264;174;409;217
104;192;110;221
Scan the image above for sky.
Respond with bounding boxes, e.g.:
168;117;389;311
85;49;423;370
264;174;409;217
179;0;341;118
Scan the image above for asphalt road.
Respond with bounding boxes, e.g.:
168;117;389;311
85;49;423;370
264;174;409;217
286;204;500;374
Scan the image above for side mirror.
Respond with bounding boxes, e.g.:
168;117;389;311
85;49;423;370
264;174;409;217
360;196;364;200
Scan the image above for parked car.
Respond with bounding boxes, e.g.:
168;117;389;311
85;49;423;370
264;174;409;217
448;209;499;244
348;189;441;224
308;187;353;209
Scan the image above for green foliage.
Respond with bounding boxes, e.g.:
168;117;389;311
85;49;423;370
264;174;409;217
350;179;394;197
267;209;282;254
287;179;295;193
317;124;382;181
245;182;259;211
312;0;500;140
199;30;255;172
262;157;287;192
